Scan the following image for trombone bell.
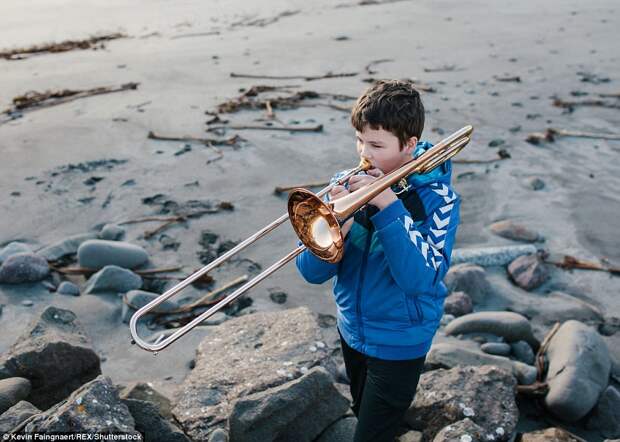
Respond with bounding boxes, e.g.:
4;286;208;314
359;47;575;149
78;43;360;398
288;189;343;263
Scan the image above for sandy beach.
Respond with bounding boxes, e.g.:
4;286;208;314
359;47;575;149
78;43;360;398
1;0;619;440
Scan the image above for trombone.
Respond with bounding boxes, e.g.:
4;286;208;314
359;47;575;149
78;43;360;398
130;125;473;353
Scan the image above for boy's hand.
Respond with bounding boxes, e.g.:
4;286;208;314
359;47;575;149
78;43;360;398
328;185;354;237
347;168;397;210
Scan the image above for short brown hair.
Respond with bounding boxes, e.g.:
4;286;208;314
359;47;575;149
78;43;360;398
351;80;425;149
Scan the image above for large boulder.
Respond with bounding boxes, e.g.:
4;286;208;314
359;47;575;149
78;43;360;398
24;376;137;434
519;427;583;441
544;320;611;422
0;378;31;414
123;398;190;442
0;401;40;433
77;239;149;270
432;418;486;442
316;416;357;442
119;381;173;421
173;307;337;441
0;306;101;409
0;253;49;284
405;365;518;441
444;264;492;304
586;385;620;438
427;342;537;385
444;311;539;349
229;367;350;442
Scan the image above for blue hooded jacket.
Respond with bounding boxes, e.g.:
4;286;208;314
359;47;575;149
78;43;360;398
295;141;460;360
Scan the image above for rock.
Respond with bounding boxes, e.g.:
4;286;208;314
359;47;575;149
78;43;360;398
123;398;190;442
480;342;511;356
99;223;126;241
24;376;137;434
427;342;537;385
121;289;178;323
208;428;229;442
0;378;31;414
489;220;543;243
586;385;620;438
507;254;550;291
444;264;492;304
405;365;518;441
432;418;486;441
519;427;582;441
451;245;537;267
0;253;49;284
544;320;611;421
316;416;357;442
172;307;337;441
0;242;32;264
336;362;349;384
507;291;604;326
444;311;539;349
525;177;545;191
510;340;535;365
37;233;98;261
397;431;423;442
229;366;350;442
119;381;173;421
56;281;80;296
85;265;142;294
0;306;101;409
0;400;40;433
21;300;33;307
268;288;287;304
77;239;149;270
444;291;473;317
488;139;504;147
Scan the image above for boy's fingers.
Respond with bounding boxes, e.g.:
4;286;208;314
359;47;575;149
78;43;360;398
367;168;383;177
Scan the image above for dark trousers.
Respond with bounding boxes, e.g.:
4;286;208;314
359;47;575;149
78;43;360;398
338;328;426;442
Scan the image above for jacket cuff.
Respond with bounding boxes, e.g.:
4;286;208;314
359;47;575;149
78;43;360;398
371;199;408;230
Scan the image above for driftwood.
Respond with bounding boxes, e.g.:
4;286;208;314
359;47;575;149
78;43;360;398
526;127;620;144
364;58;394;75
120;202;233;239
274;181;330;194
0;33;126;60
124;274;249;315
599;92;620;98
148;131;245;146
1;83;139;125
207;124;323;133
494;75;521;82
423;64;461;73
516;321;560;396
230;71;357;81
553;98;620;111
543;254;620;275
216;88;355;114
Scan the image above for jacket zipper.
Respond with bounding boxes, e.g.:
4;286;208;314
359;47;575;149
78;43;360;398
356;229;372;345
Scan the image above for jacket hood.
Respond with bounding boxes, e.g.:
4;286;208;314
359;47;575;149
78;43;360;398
406;141;453;188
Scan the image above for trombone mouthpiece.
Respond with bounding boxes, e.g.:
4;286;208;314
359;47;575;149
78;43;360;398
359;157;372;171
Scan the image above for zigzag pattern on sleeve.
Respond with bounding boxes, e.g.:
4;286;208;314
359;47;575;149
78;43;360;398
401;182;458;269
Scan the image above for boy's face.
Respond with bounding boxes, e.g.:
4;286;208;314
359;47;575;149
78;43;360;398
355;126;416;174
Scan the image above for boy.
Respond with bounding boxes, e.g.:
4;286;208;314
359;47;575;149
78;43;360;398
295;80;460;441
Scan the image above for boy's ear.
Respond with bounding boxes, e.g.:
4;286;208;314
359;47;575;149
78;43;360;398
404;136;418;154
